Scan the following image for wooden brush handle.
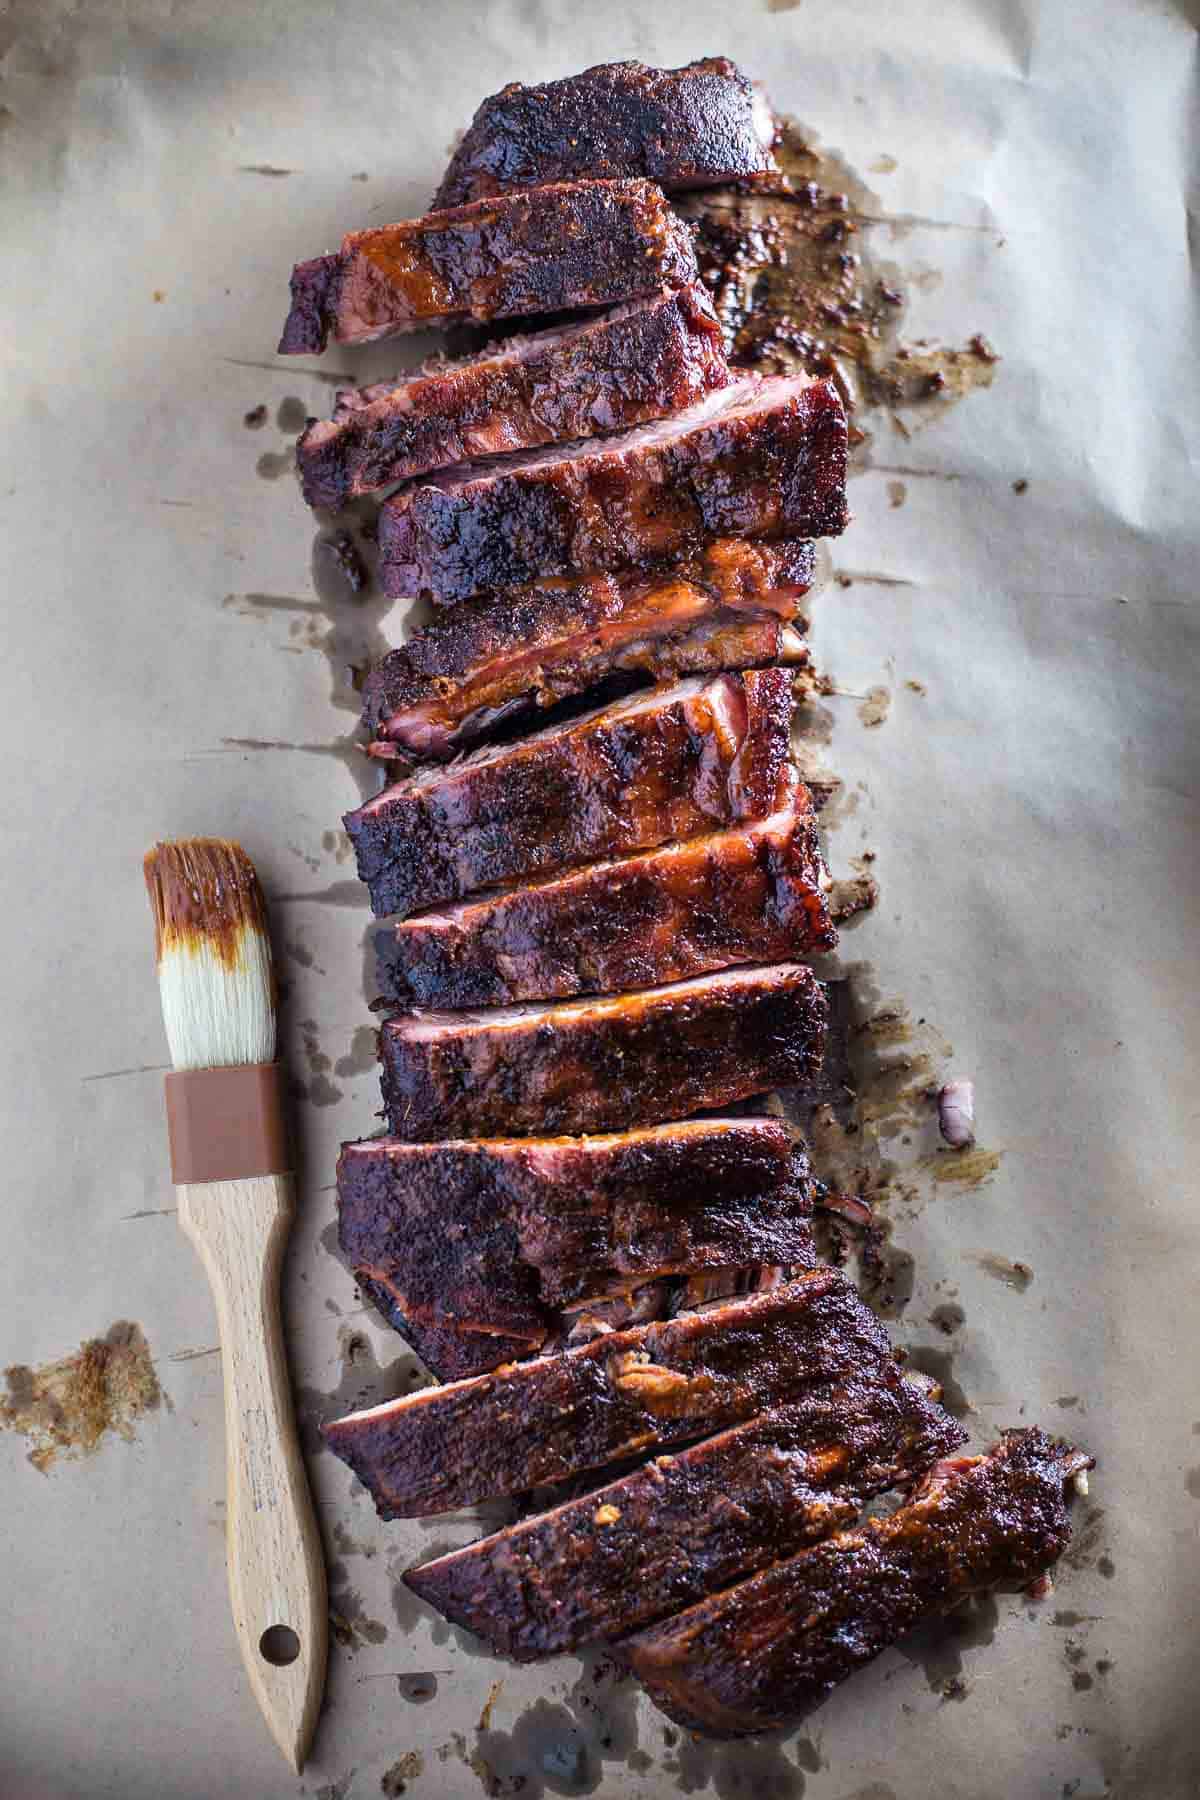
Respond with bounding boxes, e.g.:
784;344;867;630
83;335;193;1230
177;1173;327;1772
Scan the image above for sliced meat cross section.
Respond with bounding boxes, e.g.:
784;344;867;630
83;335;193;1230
297;286;730;506
378;373;848;604
623;1429;1095;1736
336;1116;816;1379
345;668;795;921
374;777;835;1008
404;1373;966;1657
434;57;780;208
361;538;814;763
279;178;697;355
322;1269;896;1518
377;961;827;1140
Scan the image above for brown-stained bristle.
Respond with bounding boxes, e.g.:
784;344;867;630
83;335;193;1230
143;838;269;970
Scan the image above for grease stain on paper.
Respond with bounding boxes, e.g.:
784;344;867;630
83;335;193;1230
924;1146;1003;1187
289;1016;344;1108
329;1580;389;1651
277;395;310;433
308;526;393;713
680;117;999;451
461;1652;640;1798
380;1752;423;1796
898;1591;998;1693
834;568;916;588
1;1322;161;1473
315;1774;356;1800
332;1519;378;1560
223;590;322;620
322;827;355;865
857;685;891;728
902;1344;973;1418
256;447;295;480
1063;1505;1109;1573
968;1251;1034;1292
664;1731;813;1795
294;1326;432;1458
336;1025;380;1079
220;554;389;805
789;971;1002;1314
395;1671;440;1702
273;878;367;909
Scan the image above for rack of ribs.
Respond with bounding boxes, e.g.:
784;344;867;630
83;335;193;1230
623;1428;1096;1735
344;668;794;920
278;178;697;355
434;57;780;208
335;1116;817;1379
404;1372;966;1657
361;539;814;763
296;286;730;506
374;776;835;1008
377;373;848;603
283;46;1096;1752
377;961;827;1140
322;1269;898;1518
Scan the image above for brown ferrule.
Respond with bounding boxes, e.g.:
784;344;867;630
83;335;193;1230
164;1062;291;1184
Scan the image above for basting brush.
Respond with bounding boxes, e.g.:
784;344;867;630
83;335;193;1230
144;837;327;1771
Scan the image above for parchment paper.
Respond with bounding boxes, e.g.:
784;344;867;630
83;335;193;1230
1;2;1197;1796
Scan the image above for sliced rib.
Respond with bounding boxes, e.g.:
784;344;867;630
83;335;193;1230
296;287;729;506
278;178;697;355
378;373;848;603
378;961;827;1141
362;538;813;762
404;1373;966;1657
375;777;836;1008
623;1429;1095;1736
336;1117;817;1379
321;1268;895;1518
345;667;794;921
434;58;779;209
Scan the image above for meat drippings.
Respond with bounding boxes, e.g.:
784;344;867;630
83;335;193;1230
680;117;998;448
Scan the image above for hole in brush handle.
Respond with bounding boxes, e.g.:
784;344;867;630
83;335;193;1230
259;1624;301;1666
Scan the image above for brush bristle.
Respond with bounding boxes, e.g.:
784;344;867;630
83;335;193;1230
144;838;276;1071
